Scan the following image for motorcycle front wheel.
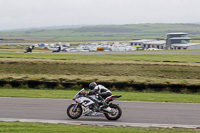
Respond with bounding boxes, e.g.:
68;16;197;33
67;104;82;119
104;104;122;120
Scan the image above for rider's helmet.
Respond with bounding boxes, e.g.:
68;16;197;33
89;82;97;90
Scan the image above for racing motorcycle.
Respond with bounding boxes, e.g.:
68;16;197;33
67;88;122;120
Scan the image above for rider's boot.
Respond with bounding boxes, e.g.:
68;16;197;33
100;100;108;110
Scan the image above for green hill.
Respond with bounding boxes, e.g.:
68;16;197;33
1;23;200;41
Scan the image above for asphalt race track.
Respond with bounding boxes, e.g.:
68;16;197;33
0;97;200;128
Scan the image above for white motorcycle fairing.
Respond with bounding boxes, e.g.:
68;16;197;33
75;96;95;107
73;95;105;117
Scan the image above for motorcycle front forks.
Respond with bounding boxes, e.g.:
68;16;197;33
72;103;78;112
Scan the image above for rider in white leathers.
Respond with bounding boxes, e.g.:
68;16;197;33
88;82;112;110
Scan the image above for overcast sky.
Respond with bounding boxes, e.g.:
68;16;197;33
0;0;200;30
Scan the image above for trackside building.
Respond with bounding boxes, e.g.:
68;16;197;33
130;32;200;50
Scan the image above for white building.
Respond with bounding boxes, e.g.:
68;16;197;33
172;43;200;50
130;39;165;50
130;33;200;50
130;39;155;47
143;40;166;49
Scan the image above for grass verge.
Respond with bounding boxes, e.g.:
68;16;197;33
0;58;200;85
1;87;200;103
0;53;200;63
0;53;200;85
0;122;199;133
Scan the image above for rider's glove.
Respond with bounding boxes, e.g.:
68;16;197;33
80;91;88;96
83;92;88;96
80;91;85;95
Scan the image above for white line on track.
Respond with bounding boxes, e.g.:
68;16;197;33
0;118;200;129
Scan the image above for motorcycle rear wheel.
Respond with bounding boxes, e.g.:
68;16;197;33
67;104;82;119
104;104;122;120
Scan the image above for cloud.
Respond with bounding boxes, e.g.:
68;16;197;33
0;0;200;30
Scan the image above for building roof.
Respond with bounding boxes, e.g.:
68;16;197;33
129;39;155;43
172;43;200;47
167;32;187;35
143;40;166;45
169;37;191;40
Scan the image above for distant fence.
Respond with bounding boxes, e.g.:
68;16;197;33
0;80;200;93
